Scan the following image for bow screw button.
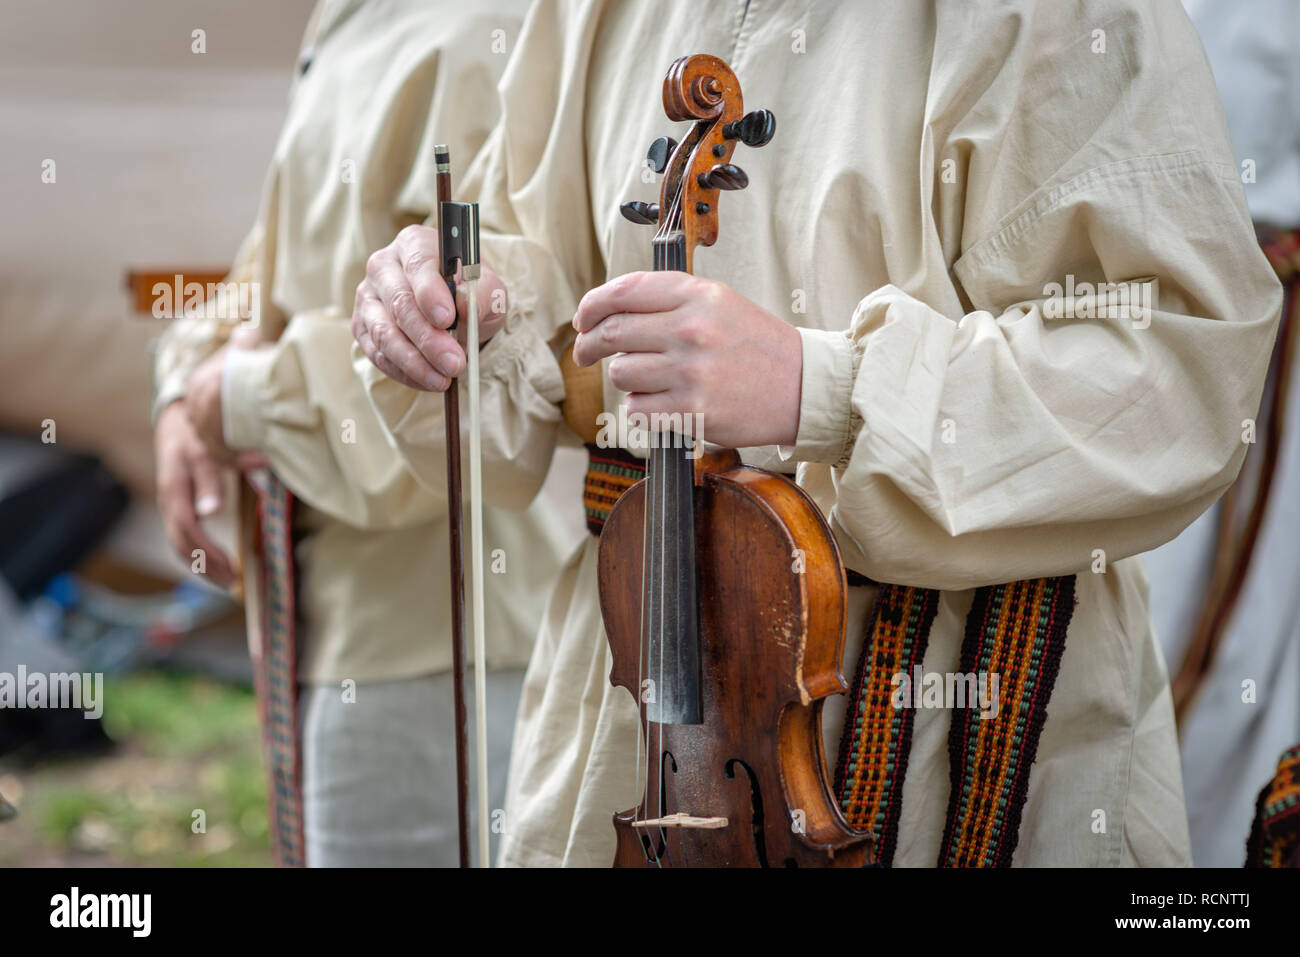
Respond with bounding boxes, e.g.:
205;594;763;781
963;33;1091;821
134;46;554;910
697;164;748;191
646;136;678;175
722;109;776;148
620;201;659;225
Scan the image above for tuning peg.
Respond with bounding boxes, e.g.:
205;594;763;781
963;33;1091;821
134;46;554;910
620;200;660;225
645;136;677;174
722;109;776;148
697;164;748;191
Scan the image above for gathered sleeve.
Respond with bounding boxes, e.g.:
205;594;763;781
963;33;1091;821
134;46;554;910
789;4;1283;590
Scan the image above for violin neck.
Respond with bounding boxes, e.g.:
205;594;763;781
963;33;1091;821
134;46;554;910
652;232;688;272
643;231;702;726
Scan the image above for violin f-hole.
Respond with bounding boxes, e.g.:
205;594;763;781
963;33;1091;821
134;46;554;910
725;758;769;868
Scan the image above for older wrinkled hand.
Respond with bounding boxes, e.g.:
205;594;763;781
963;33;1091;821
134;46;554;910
154;402;238;586
352;224;508;391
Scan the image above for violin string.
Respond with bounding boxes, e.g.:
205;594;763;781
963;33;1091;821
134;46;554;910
635;426;649;851
640;171;686;864
640;240;655;861
661;206;684;866
657;441;667;855
648;441;659;854
641;229;668;864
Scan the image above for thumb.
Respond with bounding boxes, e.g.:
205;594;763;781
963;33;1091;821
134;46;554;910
191;450;226;517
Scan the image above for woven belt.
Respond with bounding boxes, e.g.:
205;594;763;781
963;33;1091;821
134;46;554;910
583;444;645;537
1247;744;1300;867
246;469;305;868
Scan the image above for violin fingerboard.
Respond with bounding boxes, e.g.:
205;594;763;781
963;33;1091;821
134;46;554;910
644;442;702;725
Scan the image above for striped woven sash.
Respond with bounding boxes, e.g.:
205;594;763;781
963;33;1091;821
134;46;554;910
1246;744;1300;867
832;586;938;864
583;443;645;536
835;577;1076;867
938;576;1074;866
246;469;306;868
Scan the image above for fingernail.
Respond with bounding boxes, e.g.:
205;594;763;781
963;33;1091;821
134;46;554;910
426;370;444;390
195;494;220;516
438;351;463;377
433;306;452;328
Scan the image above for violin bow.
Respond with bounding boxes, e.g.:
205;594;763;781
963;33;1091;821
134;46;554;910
435;146;491;868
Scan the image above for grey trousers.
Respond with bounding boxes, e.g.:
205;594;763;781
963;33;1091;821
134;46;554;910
298;670;524;867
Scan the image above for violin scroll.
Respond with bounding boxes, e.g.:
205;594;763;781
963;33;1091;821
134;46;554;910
619;54;775;272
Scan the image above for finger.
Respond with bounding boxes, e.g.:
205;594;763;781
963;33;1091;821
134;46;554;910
190;449;225;517
394;225;456;330
369;227;458;340
184;517;235;586
573;271;697;333
359;292;452;390
159;470;234;585
366;241;445;345
356;323;421;390
369;258;464;378
176;467;235;585
623;389;701;422
361;320;449;392
158;474;196;560
360;326;415;389
572;312;676;367
605;351;679;395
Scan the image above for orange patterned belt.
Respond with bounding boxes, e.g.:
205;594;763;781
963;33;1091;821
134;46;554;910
582;444;645;537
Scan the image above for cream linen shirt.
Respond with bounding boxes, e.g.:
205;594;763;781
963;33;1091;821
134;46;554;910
357;0;1282;865
154;0;584;683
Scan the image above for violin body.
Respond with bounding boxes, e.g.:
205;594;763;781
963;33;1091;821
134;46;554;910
599;451;874;867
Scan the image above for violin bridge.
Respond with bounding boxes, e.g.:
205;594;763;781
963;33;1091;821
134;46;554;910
631;813;728;829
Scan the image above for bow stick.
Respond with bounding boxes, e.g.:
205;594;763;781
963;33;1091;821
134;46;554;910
435;146;490;868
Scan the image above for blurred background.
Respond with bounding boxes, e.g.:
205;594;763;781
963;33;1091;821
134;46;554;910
0;0;316;866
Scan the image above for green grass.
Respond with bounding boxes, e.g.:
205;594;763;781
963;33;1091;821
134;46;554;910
0;671;269;867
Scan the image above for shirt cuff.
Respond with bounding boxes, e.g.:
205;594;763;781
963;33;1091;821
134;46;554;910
779;326;858;466
222;346;276;451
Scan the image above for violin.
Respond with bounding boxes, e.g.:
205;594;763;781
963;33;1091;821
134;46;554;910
598;54;873;867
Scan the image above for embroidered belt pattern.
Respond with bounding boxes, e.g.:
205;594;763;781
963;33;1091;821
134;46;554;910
250;470;306;868
833;584;939;865
583;443;646;536
835;576;1076;867
1246;744;1300;868
939;576;1075;867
